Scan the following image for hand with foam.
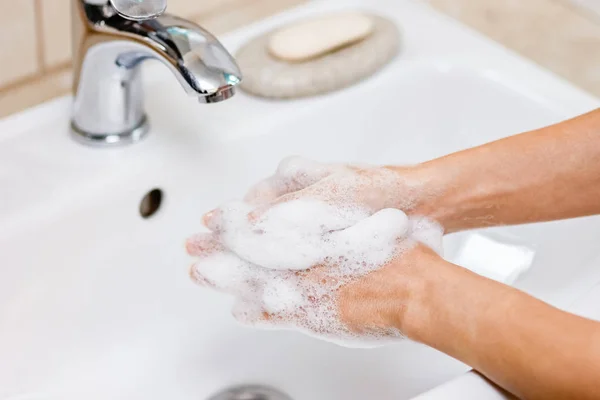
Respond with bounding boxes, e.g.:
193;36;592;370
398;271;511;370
189;156;444;346
241;156;427;212
187;205;443;347
203;156;441;271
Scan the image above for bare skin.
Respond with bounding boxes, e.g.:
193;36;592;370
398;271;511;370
412;108;600;232
196;108;600;399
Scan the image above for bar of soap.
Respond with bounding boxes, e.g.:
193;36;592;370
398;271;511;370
268;12;374;62
237;14;400;99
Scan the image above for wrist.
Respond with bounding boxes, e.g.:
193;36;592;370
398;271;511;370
404;157;478;234
396;247;460;341
401;251;519;360
337;244;452;337
379;164;442;214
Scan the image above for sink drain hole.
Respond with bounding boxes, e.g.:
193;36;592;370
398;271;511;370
207;384;292;400
139;188;163;218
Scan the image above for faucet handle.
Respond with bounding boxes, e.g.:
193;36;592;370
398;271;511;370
109;0;167;20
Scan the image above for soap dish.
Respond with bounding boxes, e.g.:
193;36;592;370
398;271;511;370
235;14;401;99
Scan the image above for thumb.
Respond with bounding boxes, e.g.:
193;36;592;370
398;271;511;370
329;208;411;266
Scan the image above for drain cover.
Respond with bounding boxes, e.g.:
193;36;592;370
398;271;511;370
207;384;292;400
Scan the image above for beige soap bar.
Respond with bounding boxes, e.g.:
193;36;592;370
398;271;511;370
268;12;374;62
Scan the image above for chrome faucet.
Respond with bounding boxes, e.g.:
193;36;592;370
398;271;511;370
71;0;242;146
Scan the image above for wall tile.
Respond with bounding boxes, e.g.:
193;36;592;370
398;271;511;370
197;0;306;35
429;0;600;96
0;0;39;87
40;0;72;68
568;0;600;18
167;0;229;17
0;66;71;118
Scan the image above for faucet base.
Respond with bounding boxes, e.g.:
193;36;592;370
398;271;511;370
70;115;149;147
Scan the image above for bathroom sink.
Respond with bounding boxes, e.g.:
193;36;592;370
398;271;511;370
1;0;599;399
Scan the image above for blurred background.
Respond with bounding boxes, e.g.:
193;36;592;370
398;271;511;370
0;0;598;118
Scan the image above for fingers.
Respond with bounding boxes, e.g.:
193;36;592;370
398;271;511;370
185;233;224;257
205;194;381;271
190;249;264;295
328;209;411;267
203;193;299;230
187;234;307;321
202;210;220;231
203;200;252;232
246;191;301;223
333;208;409;244
206;156;331;227
243;177;282;206
212;198;368;270
275;156;339;189
244;156;339;206
231;270;305;326
262;274;305;314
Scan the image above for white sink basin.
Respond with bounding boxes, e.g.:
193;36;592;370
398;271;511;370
1;0;599;399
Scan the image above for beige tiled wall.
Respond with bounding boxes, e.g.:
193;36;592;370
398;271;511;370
40;0;72;68
429;0;600;97
0;0;598;118
0;2;38;88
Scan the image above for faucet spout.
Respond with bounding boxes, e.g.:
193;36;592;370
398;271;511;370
71;0;242;146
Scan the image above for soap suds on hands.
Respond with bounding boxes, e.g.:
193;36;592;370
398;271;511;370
187;157;444;347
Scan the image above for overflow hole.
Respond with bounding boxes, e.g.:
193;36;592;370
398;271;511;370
140;188;163;218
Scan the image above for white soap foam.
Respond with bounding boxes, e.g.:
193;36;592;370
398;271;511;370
275;156;339;188
192;251;256;293
408;216;445;256
216;199;374;270
262;277;305;314
244;156;344;205
244;156;420;213
191;196;444;348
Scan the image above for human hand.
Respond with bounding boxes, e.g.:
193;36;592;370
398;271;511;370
188;156;445;346
186;212;444;347
238;156;431;214
202;157;443;271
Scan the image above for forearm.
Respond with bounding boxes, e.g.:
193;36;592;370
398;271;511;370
401;253;600;399
410;108;600;232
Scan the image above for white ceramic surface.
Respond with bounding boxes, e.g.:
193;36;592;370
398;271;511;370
1;0;599;399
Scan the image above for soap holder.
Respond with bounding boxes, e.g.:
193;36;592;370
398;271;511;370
235;13;401;99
